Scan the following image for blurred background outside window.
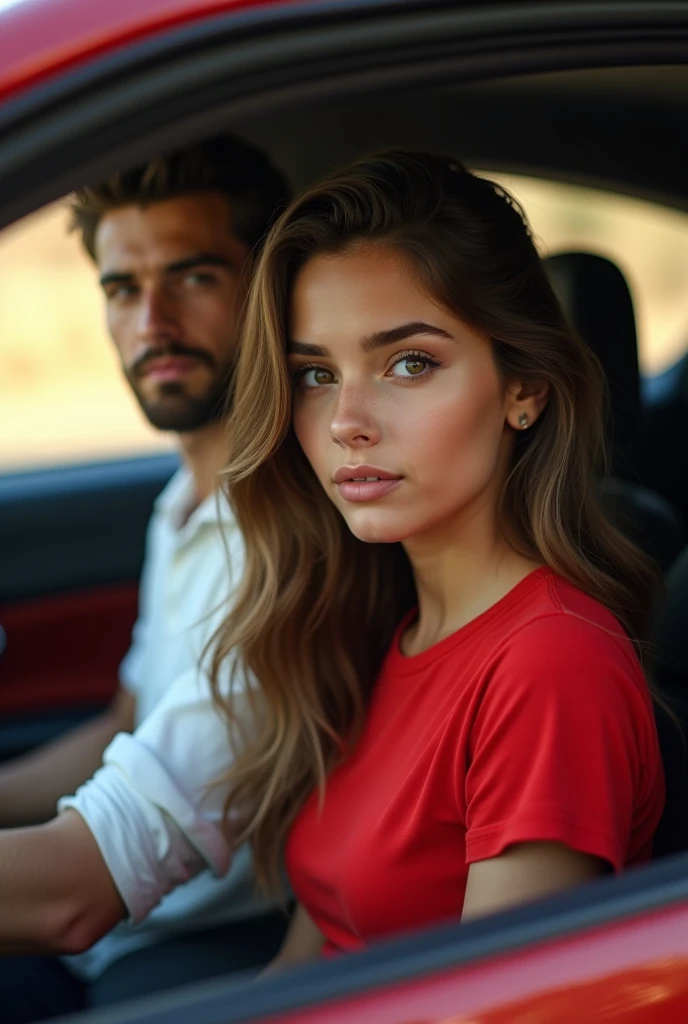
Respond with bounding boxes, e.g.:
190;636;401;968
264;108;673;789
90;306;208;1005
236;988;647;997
2;174;688;473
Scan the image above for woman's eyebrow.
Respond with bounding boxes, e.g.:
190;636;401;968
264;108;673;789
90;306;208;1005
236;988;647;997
288;340;329;356
360;322;454;351
288;323;453;357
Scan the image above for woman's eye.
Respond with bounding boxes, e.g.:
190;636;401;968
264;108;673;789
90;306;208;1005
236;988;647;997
390;355;432;378
299;366;336;388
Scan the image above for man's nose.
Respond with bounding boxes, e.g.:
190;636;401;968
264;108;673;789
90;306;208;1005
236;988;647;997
136;286;178;342
329;382;381;449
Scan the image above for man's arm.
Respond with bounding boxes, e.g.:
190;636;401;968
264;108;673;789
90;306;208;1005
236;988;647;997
0;688;135;827
0;810;125;954
0;669;238;955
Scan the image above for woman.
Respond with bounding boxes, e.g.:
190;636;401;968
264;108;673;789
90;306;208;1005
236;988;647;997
211;151;664;963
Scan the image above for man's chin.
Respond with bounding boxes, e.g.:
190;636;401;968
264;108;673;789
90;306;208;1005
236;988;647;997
129;374;232;433
137;395;225;433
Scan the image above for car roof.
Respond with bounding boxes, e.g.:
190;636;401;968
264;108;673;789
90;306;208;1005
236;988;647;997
0;0;288;103
8;0;680;107
3;0;688;222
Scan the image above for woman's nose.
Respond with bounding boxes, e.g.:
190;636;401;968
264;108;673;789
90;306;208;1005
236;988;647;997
329;383;381;449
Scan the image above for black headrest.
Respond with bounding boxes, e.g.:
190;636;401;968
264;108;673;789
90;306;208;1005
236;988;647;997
602;477;685;571
545;252;641;470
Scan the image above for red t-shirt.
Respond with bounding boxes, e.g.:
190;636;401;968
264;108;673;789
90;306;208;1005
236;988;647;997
285;568;665;954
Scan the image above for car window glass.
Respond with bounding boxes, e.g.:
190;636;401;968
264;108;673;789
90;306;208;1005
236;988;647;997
2;181;688;476
483;172;688;378
0;201;174;475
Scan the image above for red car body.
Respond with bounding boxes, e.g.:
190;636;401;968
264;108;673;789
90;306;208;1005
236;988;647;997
0;0;284;103
2;1;688;1021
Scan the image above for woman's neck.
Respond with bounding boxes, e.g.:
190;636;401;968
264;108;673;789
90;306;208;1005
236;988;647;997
401;510;542;657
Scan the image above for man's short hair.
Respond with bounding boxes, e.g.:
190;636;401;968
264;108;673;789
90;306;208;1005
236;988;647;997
71;134;291;259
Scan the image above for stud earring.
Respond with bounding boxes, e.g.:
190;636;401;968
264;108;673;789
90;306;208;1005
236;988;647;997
518;413;529;429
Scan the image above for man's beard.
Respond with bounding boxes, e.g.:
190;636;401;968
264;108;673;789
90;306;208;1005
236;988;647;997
125;343;234;433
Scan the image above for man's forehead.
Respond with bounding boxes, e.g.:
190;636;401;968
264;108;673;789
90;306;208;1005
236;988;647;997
94;193;239;269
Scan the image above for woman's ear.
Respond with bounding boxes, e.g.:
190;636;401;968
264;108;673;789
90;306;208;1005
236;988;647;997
505;379;550;432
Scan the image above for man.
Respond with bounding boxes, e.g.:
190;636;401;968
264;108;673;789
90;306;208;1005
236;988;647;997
0;135;291;1021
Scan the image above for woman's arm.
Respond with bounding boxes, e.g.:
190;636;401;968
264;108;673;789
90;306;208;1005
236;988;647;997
264;847;599;969
462;841;605;922
265;904;325;973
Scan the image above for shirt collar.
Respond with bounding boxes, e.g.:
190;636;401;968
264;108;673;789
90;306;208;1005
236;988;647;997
154;467;234;533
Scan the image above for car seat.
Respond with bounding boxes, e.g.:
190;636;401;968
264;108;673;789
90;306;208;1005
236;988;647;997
545;251;684;571
650;545;688;856
639;353;688;526
546;253;688;856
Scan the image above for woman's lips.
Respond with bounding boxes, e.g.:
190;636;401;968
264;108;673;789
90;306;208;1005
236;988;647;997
333;466;403;502
336;477;403;502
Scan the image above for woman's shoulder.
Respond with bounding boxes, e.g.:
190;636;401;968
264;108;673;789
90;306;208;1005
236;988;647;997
493;569;648;700
512;569;632;643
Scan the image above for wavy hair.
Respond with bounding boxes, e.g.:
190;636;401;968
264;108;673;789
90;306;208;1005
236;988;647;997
211;151;658;890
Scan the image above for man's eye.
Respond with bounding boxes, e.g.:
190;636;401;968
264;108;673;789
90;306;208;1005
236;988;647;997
106;284;138;301
184;271;217;287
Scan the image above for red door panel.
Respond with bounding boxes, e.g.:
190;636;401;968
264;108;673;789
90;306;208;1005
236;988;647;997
0;583;137;714
465;960;688;1023
255;902;688;1024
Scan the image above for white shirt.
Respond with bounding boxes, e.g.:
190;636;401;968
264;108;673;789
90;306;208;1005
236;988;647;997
59;469;276;980
120;467;236;723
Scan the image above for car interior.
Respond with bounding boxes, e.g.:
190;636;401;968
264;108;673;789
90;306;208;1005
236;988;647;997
2;0;688;1016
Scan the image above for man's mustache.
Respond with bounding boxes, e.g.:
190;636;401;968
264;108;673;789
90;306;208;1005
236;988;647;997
130;343;217;377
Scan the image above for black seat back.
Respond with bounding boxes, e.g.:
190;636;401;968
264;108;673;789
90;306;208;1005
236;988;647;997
601;477;684;573
546;252;688;856
545;251;684;570
652;546;688;856
653;546;688;695
652;697;688;857
546;251;640;478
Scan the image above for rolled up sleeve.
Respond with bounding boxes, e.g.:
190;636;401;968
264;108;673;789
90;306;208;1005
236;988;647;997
59;668;244;924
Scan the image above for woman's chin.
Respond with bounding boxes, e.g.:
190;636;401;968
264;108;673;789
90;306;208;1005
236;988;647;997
344;510;414;546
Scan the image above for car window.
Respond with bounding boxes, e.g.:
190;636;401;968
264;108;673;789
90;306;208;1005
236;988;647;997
483;172;688;379
0;201;174;474
2;180;688;477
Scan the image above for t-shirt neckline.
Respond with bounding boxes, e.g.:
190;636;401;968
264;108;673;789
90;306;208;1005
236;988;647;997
390;566;553;675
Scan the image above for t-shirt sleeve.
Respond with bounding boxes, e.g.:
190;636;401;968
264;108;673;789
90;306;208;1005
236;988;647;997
463;614;660;873
58;666;248;923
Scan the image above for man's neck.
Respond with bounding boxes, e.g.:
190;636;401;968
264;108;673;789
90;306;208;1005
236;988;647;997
176;421;228;509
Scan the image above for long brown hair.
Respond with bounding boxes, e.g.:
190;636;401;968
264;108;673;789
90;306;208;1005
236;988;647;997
211;151;658;890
